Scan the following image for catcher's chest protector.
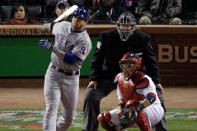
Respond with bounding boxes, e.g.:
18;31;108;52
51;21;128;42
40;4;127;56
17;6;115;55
117;73;144;103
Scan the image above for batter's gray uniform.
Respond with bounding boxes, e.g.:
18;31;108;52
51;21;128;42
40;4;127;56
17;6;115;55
43;21;92;131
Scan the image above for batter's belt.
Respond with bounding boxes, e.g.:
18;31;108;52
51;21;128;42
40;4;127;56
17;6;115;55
51;65;79;76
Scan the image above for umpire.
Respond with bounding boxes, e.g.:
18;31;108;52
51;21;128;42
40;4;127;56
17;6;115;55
83;11;167;131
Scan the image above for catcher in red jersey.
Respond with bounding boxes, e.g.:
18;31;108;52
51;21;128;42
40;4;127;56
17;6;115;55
97;53;164;131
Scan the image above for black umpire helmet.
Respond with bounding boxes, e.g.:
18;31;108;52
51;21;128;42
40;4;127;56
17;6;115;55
117;11;136;41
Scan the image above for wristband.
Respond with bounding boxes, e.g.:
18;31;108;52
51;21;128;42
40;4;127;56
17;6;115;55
136;103;145;112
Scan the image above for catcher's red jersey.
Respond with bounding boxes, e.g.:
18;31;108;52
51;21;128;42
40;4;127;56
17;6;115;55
114;72;145;105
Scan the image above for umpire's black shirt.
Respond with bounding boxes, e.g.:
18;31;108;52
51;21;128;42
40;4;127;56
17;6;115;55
90;29;161;85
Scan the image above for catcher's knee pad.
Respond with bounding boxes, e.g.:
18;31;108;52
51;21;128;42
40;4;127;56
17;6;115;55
97;112;116;131
136;110;151;131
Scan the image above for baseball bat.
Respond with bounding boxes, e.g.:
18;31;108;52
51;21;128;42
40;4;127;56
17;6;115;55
53;5;78;22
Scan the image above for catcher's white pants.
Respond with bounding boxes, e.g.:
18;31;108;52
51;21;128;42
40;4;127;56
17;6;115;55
109;103;164;129
43;65;79;131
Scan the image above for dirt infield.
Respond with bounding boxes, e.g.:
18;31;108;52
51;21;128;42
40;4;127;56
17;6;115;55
0;86;197;109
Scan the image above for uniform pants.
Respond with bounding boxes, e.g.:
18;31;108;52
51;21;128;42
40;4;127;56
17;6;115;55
83;78;168;131
43;66;79;131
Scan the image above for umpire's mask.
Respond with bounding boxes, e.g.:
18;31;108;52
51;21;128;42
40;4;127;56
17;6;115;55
117;11;136;41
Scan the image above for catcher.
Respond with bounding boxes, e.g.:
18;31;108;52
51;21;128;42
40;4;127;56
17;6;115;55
97;52;164;131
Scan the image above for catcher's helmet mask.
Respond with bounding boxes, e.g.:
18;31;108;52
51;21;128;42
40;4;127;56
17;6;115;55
117;11;136;41
119;53;141;78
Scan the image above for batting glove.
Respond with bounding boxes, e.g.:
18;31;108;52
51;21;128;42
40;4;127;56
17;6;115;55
39;39;53;51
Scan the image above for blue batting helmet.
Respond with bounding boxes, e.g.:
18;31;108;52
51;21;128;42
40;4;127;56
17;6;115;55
73;8;88;20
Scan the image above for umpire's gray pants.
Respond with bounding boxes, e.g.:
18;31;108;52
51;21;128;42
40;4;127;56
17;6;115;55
155;89;168;131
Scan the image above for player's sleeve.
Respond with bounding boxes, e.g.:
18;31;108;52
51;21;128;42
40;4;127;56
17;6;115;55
117;85;123;100
135;75;156;96
63;52;79;64
52;21;71;35
52;23;58;35
136;75;157;103
72;38;92;61
50;22;56;32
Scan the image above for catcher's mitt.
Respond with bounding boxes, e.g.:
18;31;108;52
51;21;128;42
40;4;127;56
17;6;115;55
119;108;138;128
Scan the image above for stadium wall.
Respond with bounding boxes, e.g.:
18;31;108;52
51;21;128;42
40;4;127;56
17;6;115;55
0;25;196;86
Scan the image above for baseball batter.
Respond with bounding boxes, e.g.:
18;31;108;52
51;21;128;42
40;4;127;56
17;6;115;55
39;8;92;131
97;53;164;131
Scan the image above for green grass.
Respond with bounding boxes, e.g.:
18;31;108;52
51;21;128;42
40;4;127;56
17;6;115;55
165;108;197;131
0;108;197;131
167;108;197;113
167;119;197;131
0;126;41;131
